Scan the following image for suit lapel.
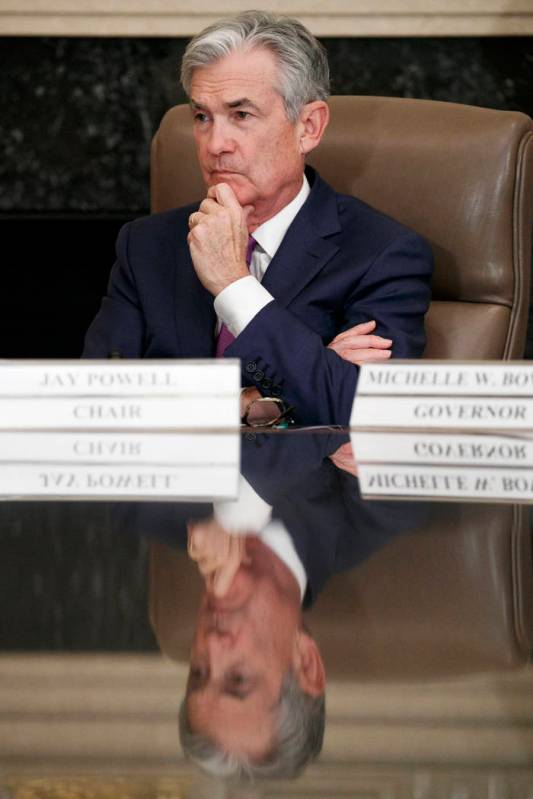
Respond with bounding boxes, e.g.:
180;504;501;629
261;170;341;307
174;235;216;357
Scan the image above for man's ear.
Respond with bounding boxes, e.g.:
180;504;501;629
292;629;326;696
298;101;330;156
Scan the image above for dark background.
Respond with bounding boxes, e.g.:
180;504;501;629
0;503;156;650
1;36;532;358
1;36;532;650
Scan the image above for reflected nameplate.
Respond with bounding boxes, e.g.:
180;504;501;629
0;360;241;429
0;431;240;501
351;431;533;467
358;464;533;503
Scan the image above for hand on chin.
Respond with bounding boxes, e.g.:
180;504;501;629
208;174;255;210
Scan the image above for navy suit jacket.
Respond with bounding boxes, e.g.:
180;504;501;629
83;167;433;425
113;431;429;608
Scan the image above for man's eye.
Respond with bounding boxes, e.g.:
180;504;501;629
194;112;208;123
235;111;251;120
229;672;247;687
190;665;208;681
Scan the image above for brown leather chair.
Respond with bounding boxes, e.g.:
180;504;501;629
309;502;533;680
149;98;533;679
148;501;533;679
151;96;533;360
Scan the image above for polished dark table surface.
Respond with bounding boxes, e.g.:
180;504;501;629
1;428;532;795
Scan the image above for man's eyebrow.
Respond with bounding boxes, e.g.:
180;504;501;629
190;97;261;113
226;98;260;111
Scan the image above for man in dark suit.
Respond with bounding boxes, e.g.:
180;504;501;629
83;10;433;425
122;430;428;778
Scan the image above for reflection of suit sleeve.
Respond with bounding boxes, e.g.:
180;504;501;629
240;432;429;605
241;429;349;502
110;501;213;550
228;230;432;426
271;462;429;607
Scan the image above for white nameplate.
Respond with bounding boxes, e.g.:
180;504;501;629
351;396;533;431
350;431;533;467
0;359;240;396
356;361;533;396
0;396;241;430
0;431;239;464
358;464;533;503
0;463;238;501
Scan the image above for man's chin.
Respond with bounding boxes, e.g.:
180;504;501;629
207;174;254;205
205;564;254;608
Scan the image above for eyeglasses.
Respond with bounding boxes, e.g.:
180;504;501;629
244;397;294;428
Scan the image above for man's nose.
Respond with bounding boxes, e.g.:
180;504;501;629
207;119;235;156
206;628;236;656
206;614;238;648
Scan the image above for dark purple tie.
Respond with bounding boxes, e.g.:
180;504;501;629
215;235;257;357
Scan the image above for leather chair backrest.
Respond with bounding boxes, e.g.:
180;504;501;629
309;502;533;680
148;502;533;679
151;96;533;360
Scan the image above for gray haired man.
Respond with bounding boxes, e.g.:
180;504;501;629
83;8;433;776
83;10;432;425
181;529;325;779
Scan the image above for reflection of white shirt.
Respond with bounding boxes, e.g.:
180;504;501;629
214;176;310;337
261;520;307;602
214;475;307;602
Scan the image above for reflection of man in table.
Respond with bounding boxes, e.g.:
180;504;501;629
185;528;325;780
170;432;427;779
83;10;433;425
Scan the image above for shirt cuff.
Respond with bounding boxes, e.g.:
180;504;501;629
214;276;274;337
214;475;272;534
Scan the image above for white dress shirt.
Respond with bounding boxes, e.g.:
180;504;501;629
214;474;307;601
214;175;311;337
211;178;312;600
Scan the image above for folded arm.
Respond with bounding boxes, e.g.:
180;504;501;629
226;230;433;426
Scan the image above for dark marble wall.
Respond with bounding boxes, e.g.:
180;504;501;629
1;37;532;213
0;502;157;650
0;36;531;359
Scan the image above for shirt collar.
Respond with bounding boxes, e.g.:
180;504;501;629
252;175;310;259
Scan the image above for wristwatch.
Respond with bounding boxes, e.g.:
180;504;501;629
241;395;294;427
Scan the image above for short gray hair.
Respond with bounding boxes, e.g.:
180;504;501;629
179;671;325;780
180;10;330;122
